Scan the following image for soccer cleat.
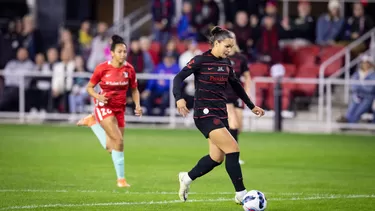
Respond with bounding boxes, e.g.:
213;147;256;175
239;159;245;165
235;190;247;205
117;178;131;188
178;172;190;202
76;114;96;127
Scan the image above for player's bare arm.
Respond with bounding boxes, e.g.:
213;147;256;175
131;87;142;116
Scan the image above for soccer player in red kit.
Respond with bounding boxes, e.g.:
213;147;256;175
84;35;142;187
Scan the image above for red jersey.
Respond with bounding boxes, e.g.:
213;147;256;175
90;61;138;108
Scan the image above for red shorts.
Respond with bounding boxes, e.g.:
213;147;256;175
93;100;125;128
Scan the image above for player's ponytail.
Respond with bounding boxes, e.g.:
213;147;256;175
111;34;126;51
208;26;234;46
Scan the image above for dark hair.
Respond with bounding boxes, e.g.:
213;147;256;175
111;35;126;51
208;26;234;46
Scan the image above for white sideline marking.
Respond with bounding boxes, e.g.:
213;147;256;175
0;189;303;196
0;194;374;210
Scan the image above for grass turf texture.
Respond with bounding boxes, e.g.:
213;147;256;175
0;124;374;211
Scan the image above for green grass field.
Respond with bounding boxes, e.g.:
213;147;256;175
0;124;374;211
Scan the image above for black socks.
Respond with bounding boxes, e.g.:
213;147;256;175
225;152;245;191
188;155;222;180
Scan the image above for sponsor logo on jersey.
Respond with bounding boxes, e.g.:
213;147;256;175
209;76;227;82
217;67;225;71
105;81;129;86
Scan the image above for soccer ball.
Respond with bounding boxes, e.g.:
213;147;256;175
242;190;267;211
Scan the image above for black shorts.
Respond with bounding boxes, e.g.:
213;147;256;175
194;117;229;138
226;98;244;109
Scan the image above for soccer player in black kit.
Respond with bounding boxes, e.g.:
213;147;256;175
173;26;265;204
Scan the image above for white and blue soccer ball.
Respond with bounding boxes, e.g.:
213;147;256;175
242;190;267;211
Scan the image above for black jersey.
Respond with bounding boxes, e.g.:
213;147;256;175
225;52;249;100
173;50;255;119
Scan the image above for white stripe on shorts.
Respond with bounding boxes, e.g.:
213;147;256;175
95;108;103;121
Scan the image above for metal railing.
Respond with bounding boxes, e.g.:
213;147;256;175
0;71;374;133
318;27;375;121
110;3;152;44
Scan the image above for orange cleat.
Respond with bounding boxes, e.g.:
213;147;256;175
117;178;131;188
76;114;96;127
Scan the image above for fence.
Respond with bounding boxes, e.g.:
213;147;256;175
0;71;374;133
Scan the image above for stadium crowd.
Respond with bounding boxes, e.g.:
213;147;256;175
0;0;374;123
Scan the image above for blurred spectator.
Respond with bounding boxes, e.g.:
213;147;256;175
345;2;374;58
44;47;59;72
192;0;220;42
28;53;50;119
87;22;108;71
0;18;23;68
263;1;279;22
140;36;159;65
280;1;315;49
152;0;175;45
69;56;89;114
78;20;92;49
58;28;80;56
0;47;35;111
178;39;202;109
316;0;345;46
51;49;75;113
223;0;263;28
142;53;179;116
160;39;179;61
21;14;44;60
177;1;196;40
337;54;375;123
231;11;256;58
127;38;154;99
256;15;282;64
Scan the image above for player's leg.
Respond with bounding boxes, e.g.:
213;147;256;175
234;107;245;165
178;139;224;201
77;113;107;150
227;103;240;143
113;110;130;187
208;127;247;204
99;113;129;187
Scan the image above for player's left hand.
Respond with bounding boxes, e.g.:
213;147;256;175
251;106;265;117
134;106;143;117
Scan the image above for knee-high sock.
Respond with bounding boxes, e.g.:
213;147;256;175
90;124;106;149
112;150;125;179
188;155;222;181
225;152;245;191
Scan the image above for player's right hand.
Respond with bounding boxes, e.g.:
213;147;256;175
97;93;108;104
176;99;189;117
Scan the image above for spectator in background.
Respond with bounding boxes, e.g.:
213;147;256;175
58;28;80;56
263;1;279;22
152;0;174;45
160;39;179;62
178;39;202;109
21;14;44;61
78;20;92;50
192;0;220;42
142;53;180;116
231;11;256;59
337;54;375;123
345;2;374;58
28;53;51;118
0;47;35;111
51;49;75;113
223;0;262;28
316;0;345;46
140;36;159;65
177;1;196;41
256;15;282;64
44;47;59;72
87;22;108;71
69;56;89;116
0;18;23;69
78;20;93;60
280;0;315;49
